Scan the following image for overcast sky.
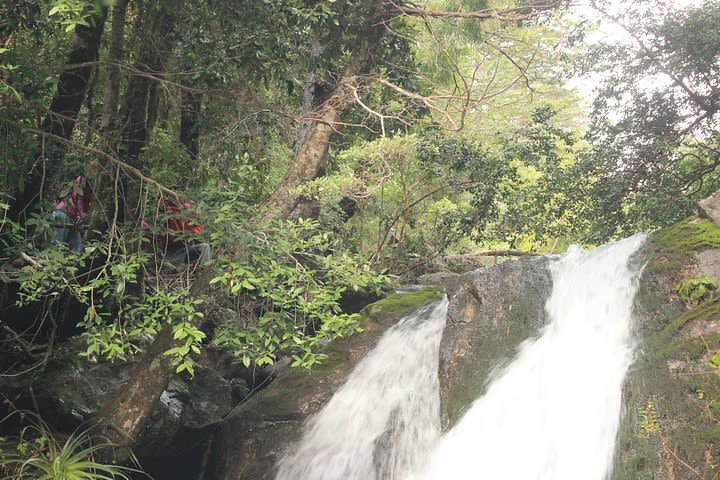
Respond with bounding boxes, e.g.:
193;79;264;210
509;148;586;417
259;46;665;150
567;0;704;107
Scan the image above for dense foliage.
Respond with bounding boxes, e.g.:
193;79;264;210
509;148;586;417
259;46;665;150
573;0;720;241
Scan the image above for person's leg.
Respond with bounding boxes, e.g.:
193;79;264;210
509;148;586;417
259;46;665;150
165;243;189;267
188;243;211;266
51;210;71;247
68;228;82;252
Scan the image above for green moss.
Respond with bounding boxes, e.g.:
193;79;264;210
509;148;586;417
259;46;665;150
643;297;720;362
652;217;720;269
359;286;445;324
645;298;720;362
613;216;720;479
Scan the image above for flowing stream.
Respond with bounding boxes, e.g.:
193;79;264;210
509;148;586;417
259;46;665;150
276;234;646;480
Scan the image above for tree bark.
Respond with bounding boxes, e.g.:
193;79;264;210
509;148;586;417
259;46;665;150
98;322;176;459
115;0;183;223
97;269;213;463
118;0;184;168
262;1;389;221
101;0;130;134
8;7;108;223
180;90;202;160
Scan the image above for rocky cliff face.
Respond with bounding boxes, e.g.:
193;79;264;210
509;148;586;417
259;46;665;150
611;217;720;480
435;211;720;479
438;256;552;429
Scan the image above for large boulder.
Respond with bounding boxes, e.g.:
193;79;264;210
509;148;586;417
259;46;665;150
209;286;445;480
438;256;552;428
0;338;138;431
0;338;239;480
612;216;720;480
134;365;236;474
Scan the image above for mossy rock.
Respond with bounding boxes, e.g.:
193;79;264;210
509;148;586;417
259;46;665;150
613;216;720;480
650;216;720;273
210;286;445;480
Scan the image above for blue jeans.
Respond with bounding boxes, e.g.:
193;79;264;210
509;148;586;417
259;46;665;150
166;242;211;267
52;210;82;252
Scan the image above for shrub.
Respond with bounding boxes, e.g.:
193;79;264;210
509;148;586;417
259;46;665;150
676;275;719;306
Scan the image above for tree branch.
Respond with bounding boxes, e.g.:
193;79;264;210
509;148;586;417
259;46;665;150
398;2;564;21
1;119;181;201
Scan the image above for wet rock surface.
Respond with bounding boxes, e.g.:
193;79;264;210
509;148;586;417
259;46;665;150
438;256;552;429
0;339;240;480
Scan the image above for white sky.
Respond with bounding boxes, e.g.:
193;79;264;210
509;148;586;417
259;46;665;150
567;0;705;107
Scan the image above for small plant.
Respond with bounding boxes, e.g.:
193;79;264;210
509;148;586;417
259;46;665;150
0;414;140;480
708;352;720;370
677;276;719;306
639;399;661;438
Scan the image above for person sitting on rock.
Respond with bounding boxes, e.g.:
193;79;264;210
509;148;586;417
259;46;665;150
144;198;211;268
51;161;98;252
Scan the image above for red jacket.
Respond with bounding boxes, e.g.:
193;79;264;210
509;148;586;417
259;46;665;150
143;201;204;246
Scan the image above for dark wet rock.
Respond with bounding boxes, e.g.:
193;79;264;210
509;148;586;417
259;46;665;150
612;216;720;480
210;286;445;480
394;284;424;293
402;254;498;283
136;366;235;458
438;256;552;429
0;340;240;479
0;339;138;432
338;287;384;314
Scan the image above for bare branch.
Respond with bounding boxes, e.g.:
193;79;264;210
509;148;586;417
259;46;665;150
377;78;460;130
398;2;564;21
0;119;181;200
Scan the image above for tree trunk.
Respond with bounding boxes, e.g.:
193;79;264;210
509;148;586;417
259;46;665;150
101;0;129;134
180;90;202;160
116;0;183;223
98;322;176;460
97;270;213;463
8;7;108;223
118;0;184;168
261;1;389;221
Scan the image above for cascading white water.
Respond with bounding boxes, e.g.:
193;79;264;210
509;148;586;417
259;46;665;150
418;234;647;480
275;298;449;480
275;234;646;480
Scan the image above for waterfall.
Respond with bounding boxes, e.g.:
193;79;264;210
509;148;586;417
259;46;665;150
275;234;646;480
275;299;449;480
419;234;646;480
